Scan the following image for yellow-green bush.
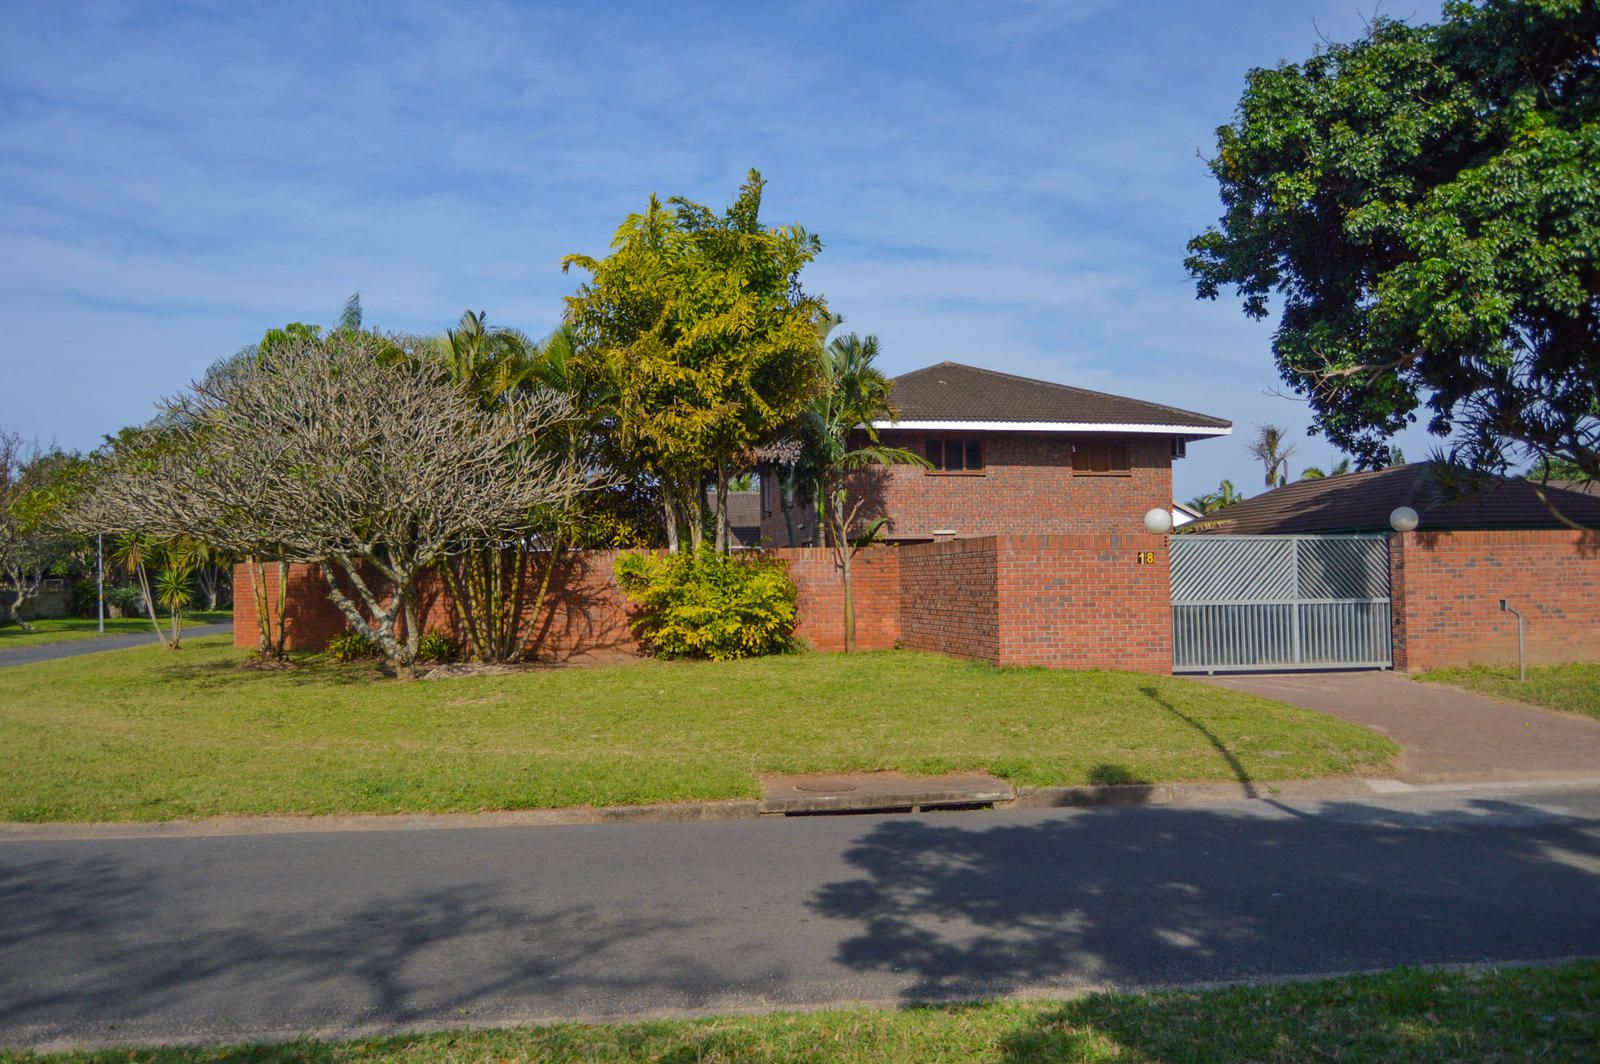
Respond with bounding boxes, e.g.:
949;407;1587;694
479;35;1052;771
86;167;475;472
615;546;797;660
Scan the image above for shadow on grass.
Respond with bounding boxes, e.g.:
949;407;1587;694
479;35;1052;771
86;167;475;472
151;651;381;688
1140;684;1257;797
994;963;1600;1062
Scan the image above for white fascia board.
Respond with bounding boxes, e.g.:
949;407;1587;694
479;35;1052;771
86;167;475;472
868;420;1232;437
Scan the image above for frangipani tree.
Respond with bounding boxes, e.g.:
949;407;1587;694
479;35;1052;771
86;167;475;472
80;331;590;678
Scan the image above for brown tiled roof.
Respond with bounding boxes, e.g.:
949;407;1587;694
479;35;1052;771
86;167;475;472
707;489;763;547
886;362;1230;430
1186;464;1600;535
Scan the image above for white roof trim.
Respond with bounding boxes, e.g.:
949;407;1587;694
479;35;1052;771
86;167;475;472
869;419;1232;437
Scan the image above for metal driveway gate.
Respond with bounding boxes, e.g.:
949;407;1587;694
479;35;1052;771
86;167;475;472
1170;535;1392;673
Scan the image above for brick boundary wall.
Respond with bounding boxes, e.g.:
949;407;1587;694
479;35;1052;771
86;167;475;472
235;534;1177;672
993;534;1172;671
1389;529;1600;672
897;538;1000;662
234;548;903;661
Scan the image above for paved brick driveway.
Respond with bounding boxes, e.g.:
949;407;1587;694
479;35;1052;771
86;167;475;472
1199;670;1600;783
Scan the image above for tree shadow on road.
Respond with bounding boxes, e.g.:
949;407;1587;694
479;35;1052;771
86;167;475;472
0;847;772;1044
808;796;1600;1009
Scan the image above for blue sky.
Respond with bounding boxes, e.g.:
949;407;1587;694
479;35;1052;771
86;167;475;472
0;0;1446;502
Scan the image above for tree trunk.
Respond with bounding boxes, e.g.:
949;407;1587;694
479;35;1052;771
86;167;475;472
273;559;290;658
714;460;731;554
131;562;163;645
662;488;681;554
320;558;415;679
779;468;798;547
685;482;704;552
831;487;857;653
248;556;273;656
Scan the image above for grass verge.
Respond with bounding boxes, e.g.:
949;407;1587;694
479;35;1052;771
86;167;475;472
1416;662;1600;722
0;612;232;649
0;638;1396;821
3;963;1595;1062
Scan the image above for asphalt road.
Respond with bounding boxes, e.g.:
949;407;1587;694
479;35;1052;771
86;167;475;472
5;784;1600;1050
0;620;232;667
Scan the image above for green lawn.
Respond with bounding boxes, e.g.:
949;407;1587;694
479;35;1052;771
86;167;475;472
0;637;1396;822
1416;662;1600;722
0;611;232;649
4;963;1593;1063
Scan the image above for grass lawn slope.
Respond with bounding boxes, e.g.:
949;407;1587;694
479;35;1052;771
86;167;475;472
0;637;1396;822
3;963;1594;1063
1417;663;1600;722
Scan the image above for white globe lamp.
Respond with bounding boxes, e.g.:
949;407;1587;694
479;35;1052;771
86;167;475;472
1389;506;1419;533
1143;507;1175;534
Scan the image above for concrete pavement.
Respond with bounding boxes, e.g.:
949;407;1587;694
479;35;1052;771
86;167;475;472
5;782;1600;1050
1200;670;1600;782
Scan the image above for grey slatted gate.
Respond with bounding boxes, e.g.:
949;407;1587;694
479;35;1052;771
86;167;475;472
1171;535;1392;673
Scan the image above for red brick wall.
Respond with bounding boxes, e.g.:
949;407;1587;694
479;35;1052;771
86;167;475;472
898;538;1001;661
893;535;1174;672
780;548;900;652
234;549;900;659
1390;530;1600;671
995;534;1172;671
758;432;1175;545
232;554;643;661
235;535;1176;673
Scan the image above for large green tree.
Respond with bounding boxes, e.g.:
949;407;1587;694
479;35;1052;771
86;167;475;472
1187;0;1600;480
563;170;828;552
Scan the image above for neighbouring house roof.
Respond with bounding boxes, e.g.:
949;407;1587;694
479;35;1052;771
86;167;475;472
1172;501;1203;527
876;362;1231;436
1185;464;1600;535
706;488;763;547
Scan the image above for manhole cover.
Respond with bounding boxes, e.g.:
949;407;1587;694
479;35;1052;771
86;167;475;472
794;782;857;793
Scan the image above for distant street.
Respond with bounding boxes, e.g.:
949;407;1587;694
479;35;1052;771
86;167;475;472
5;783;1600;1049
0;620;232;668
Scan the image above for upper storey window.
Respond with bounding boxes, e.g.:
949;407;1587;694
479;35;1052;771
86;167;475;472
925;438;984;472
1071;439;1131;475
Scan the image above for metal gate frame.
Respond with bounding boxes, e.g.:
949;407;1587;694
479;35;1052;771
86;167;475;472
1171;534;1392;673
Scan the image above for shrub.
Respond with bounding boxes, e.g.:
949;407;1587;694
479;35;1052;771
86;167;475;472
615;546;797;661
414;630;460;665
327;627;381;663
72;580;97;617
104;585;146;617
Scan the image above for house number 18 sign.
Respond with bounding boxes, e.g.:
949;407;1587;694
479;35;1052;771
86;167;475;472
1135;551;1158;565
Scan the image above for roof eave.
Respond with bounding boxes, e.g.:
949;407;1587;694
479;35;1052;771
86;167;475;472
868;419;1231;437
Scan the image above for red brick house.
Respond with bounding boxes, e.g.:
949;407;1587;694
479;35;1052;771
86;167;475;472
759;361;1231;545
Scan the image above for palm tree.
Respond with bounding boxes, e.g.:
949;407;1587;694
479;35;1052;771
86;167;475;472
1247;425;1298;488
799;332;928;652
430;314;601;663
1300;457;1352;480
436;310;541;407
1185;479;1244;515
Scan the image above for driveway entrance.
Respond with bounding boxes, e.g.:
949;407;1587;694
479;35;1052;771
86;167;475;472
1170;534;1392;673
1201;671;1600;783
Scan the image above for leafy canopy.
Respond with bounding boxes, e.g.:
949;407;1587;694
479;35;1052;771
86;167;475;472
1187;0;1600;479
562;169;828;499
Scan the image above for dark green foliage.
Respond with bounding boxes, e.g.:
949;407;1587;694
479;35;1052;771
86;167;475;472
414;631;460;665
327;627;382;663
1188;0;1600;479
103;585;145;616
615;546;798;660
